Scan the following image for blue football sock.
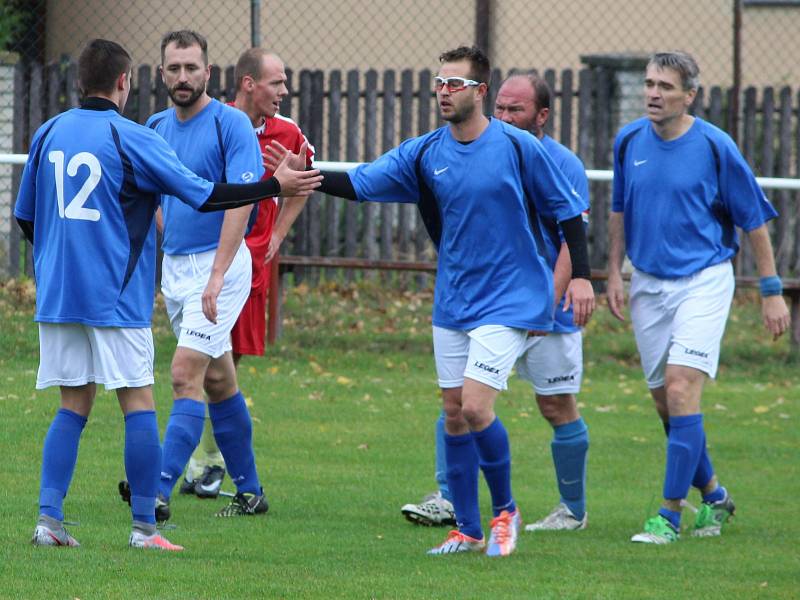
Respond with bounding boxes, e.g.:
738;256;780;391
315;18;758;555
551;418;589;520
473;417;515;517
663;414;705;504
691;431;715;490
703;485;726;504
434;411;451;502
444;431;482;539
658;507;681;530
124;410;161;525
209;391;260;495
39;408;87;521
159;398;205;499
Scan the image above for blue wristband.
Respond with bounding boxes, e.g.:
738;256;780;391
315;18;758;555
759;275;783;297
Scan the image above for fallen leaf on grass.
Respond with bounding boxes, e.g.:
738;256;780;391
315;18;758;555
336;376;352;385
357;443;369;450
753;406;770;414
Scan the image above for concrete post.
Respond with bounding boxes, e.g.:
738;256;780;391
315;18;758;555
0;51;20;278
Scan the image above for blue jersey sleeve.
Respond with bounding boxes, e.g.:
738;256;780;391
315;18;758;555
716;134;778;231
13;121;52;221
221;108;265;184
349;134;432;203
123;127;214;210
611;130;627;213
520;134;587;222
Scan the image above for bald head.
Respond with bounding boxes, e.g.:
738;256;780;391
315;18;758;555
493;73;551;138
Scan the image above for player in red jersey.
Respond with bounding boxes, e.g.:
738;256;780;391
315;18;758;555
230;48;315;361
180;48;314;498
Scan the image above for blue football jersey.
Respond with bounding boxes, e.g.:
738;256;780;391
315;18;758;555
147;99;264;255
349;118;588;331
14;104;214;327
540;135;590;334
612;117;777;279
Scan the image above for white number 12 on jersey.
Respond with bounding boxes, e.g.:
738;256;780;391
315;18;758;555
48;150;102;221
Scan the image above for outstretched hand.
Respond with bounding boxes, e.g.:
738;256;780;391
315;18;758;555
272;149;322;197
265;140;309;173
563;278;595;327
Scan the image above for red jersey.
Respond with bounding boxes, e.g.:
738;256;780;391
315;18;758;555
228;103;314;292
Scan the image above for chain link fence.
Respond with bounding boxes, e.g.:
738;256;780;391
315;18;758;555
2;0;800;279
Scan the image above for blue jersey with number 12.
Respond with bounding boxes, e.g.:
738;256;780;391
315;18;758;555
14;106;213;327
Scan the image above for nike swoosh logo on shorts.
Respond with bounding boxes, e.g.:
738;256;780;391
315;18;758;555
634;159;647;166
434;167;449;175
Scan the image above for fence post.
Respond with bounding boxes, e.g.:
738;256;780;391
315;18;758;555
362;69;379;277
344;69;360;282
776;87;792;276
380;70;396;278
325;70;343;258
559;69;574;149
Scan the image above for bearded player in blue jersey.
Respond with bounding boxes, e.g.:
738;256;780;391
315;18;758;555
14;39;320;551
273;46;596;557
607;51;790;544
401;73;592;533
146;31;281;521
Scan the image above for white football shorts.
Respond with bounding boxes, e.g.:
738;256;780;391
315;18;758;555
37;323;154;390
433;324;528;391
630;260;735;388
516;331;583;395
161;242;252;359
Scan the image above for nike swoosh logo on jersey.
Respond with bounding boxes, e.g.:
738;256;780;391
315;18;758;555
434;167;449;175
634;159;647;166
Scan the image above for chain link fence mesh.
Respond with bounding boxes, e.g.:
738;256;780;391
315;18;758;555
2;0;799;279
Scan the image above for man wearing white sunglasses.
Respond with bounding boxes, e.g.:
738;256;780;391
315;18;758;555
269;46;595;557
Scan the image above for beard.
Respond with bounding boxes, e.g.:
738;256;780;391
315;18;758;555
441;100;474;124
167;84;205;108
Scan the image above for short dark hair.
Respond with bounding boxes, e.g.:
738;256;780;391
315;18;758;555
235;48;270;90
160;30;208;65
77;38;132;96
648;51;700;91
503;71;551;111
439;46;490;86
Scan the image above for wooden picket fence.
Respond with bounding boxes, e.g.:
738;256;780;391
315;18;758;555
6;61;800;282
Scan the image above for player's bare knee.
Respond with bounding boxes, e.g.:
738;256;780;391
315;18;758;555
461;401;493;431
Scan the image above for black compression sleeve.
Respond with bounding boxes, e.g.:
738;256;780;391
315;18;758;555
560;215;591;279
317;170;358;200
199;177;282;212
16;217;34;244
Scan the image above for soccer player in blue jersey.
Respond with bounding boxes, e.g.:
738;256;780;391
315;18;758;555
273;46;596;556
401;73;592;533
149;31;276;520
607;51;790;544
14;39;320;551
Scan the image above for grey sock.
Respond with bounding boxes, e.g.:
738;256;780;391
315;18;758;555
131;520;157;536
37;514;63;530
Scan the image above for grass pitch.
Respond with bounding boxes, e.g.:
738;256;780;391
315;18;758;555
0;278;798;599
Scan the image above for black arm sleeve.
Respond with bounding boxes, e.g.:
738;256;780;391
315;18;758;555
560;215;591;279
16;217;34;244
198;177;282;212
317;170;358;200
